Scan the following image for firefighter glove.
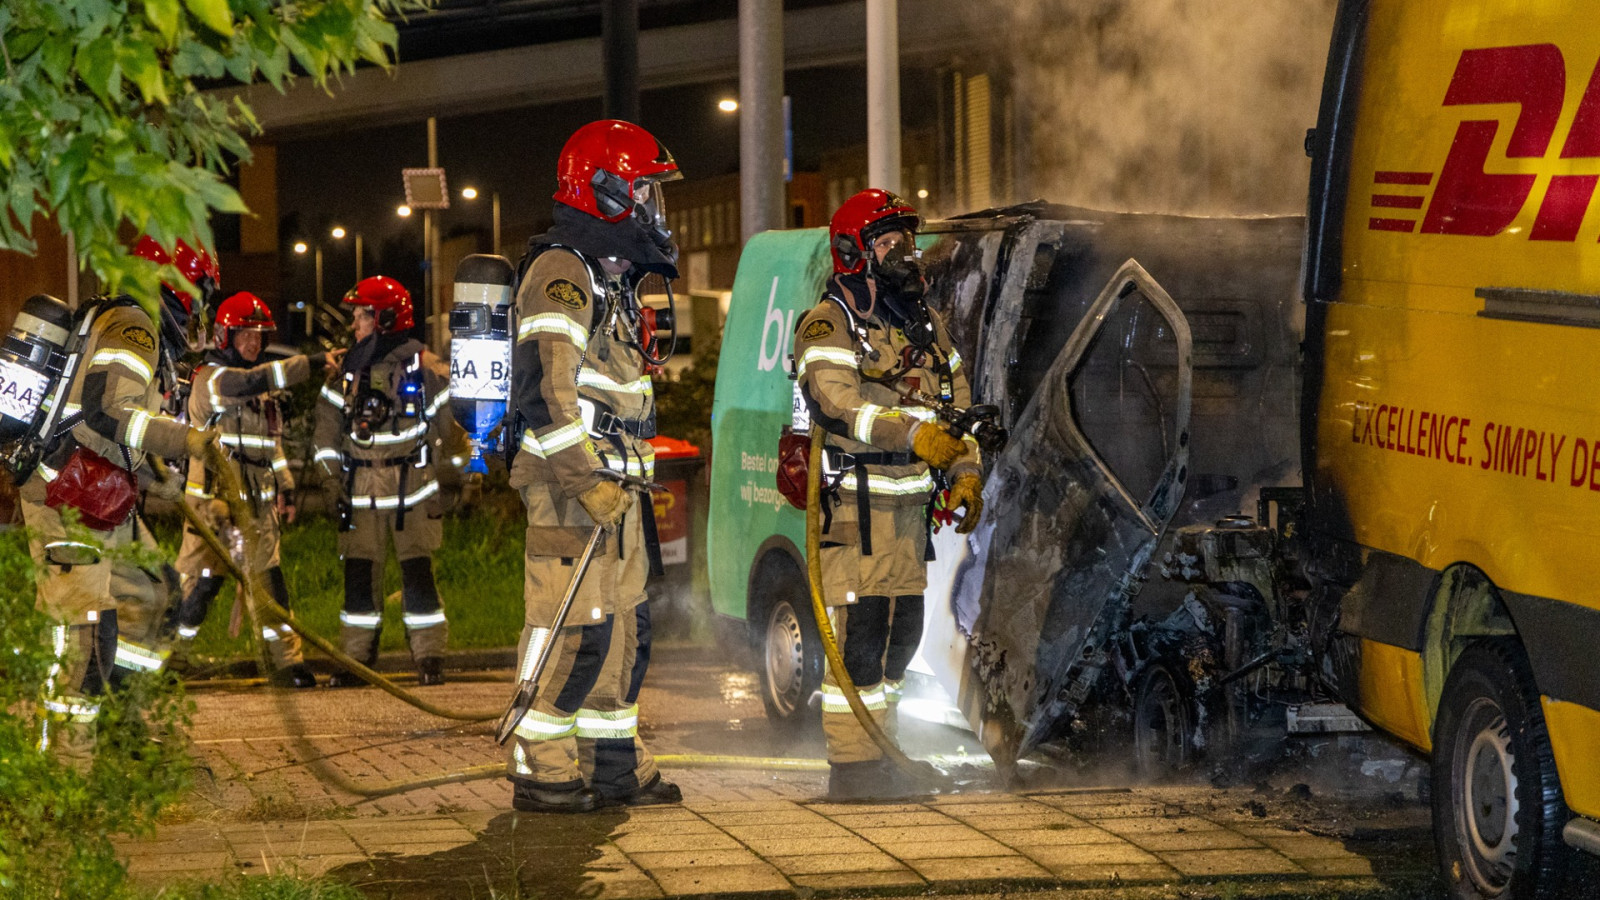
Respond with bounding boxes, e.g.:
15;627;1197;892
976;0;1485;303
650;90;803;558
145;466;183;503
186;425;221;460
187;427;234;489
949;472;984;535
578;480;631;529
910;421;967;470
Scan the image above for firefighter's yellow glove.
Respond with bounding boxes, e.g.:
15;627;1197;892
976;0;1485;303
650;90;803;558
911;422;968;470
578;480;631;529
948;472;984;534
185;425;222;461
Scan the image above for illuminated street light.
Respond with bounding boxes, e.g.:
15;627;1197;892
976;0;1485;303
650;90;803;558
916;189;929;199
293;241;309;254
718;98;738;113
397;205;413;217
459;186;502;257
330;227;364;282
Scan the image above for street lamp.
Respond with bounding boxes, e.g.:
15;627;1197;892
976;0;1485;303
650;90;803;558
397;205;413;217
293;240;325;304
460;185;501;258
330;225;364;283
718;98;739;113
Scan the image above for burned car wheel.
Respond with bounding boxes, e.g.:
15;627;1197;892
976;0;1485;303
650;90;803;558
1133;662;1195;778
758;574;823;733
1432;640;1574;900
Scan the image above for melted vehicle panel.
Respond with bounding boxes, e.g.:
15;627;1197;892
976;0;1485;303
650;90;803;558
951;262;1192;766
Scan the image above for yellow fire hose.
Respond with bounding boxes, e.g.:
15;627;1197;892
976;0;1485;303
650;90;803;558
163;452;839;799
804;428;949;788
157;451;509;798
164;451;499;721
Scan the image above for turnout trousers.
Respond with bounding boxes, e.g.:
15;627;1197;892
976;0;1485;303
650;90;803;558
174;502;305;668
21;483;174;766
336;498;448;664
818;500;929;764
505;472;658;799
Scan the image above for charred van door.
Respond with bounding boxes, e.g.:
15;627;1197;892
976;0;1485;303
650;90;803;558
955;259;1193;768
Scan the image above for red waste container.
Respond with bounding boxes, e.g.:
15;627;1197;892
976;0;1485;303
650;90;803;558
647;436;704;636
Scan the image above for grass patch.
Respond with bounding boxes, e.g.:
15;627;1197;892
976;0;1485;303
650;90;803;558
154;875;365;900
154;493;527;660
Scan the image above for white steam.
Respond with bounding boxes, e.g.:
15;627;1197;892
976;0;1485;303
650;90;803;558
1001;0;1339;216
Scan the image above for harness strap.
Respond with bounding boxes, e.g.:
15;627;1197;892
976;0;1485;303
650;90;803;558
640;493;664;577
395;460;410;532
855;464;873;557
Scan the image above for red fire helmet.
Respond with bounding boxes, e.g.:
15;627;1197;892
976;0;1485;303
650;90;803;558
554;120;682;225
132;235;220;311
828;189;921;275
214;291;275;350
343;275;414;332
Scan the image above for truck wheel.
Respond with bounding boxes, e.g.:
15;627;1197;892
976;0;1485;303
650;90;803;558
1133;661;1195;778
759;588;823;733
1432;640;1573;900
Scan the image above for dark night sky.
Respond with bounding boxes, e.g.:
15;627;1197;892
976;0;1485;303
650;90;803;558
274;59;939;306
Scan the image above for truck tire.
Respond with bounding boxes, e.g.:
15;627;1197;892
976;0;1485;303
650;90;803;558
1432;640;1574;900
757;569;823;733
1133;661;1195;778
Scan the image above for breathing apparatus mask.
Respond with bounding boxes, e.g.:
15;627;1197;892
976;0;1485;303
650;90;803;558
350;389;393;442
868;229;936;350
590;170;682;267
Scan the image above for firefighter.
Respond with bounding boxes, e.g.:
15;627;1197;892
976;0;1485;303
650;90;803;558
314;276;466;688
502;120;683;813
796;189;986;800
20;237;226;764
170;292;343;687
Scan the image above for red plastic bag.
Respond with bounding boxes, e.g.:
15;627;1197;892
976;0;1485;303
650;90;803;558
45;447;138;531
775;428;811;510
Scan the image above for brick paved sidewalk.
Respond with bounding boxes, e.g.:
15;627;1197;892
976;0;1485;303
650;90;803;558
119;651;1435;897
123;786;1434;898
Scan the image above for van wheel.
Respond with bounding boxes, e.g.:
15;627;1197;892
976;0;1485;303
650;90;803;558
1132;661;1195;778
1432;640;1573;900
759;587;823;733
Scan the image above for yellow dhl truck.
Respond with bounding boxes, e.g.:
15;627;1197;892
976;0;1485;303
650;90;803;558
1203;0;1600;896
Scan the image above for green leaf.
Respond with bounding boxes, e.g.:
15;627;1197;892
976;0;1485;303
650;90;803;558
143;0;181;45
183;0;234;37
118;42;168;105
74;36;118;104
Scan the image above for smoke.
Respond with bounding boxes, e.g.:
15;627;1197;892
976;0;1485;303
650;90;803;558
1002;0;1339;216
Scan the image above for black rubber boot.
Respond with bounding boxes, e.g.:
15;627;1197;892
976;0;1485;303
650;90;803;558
268;663;318;689
417;657;445;686
881;756;945;796
598;772;683;808
828;760;887;801
511;779;598;814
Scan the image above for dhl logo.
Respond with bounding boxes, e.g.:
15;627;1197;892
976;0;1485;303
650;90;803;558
1370;44;1600;241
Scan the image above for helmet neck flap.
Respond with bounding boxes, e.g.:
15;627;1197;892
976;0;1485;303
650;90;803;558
542;202;680;279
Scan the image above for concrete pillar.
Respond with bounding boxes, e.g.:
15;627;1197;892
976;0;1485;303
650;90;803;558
739;0;785;243
602;0;640;124
866;0;901;195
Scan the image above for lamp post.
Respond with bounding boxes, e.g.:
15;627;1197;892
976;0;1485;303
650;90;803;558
292;240;320;337
330;225;364;284
293;240;323;305
461;185;501;258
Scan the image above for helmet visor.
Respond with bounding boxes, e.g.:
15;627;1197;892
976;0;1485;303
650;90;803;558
632;178;672;237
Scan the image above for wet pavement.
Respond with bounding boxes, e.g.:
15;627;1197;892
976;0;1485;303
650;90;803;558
121;645;1441;898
